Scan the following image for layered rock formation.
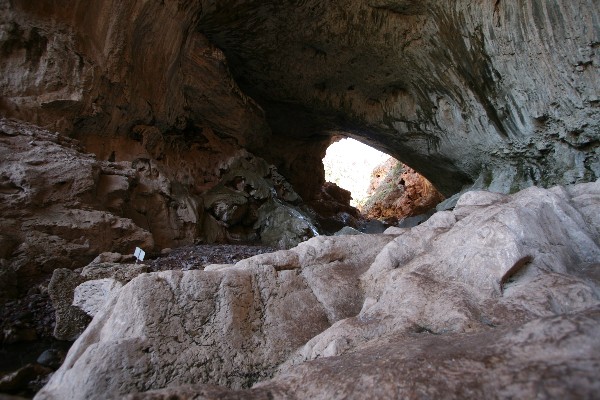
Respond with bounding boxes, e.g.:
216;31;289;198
0;1;598;398
36;181;600;399
0;119;154;296
0;119;318;302
196;0;600;194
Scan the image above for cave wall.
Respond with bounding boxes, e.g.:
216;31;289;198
196;0;600;195
1;0;599;200
0;0;329;200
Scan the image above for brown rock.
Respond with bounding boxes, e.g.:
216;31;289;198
306;182;363;234
0;119;156;290
362;159;444;223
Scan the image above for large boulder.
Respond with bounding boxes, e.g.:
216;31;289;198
36;181;600;399
36;235;393;399
200;154;319;248
48;261;150;340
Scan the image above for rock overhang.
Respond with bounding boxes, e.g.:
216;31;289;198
1;0;599;199
195;0;600;196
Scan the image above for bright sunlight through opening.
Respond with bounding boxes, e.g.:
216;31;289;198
323;138;391;208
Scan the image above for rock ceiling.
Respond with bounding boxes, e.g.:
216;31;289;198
1;0;598;197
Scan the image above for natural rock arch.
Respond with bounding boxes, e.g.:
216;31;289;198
2;0;598;201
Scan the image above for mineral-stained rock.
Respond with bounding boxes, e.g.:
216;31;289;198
36;181;600;399
362;158;444;223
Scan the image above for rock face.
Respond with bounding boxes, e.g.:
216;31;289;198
0;119;319;301
36;181;600;399
362;158;444;222
0;119;154;295
2;0;598;200
196;0;600;195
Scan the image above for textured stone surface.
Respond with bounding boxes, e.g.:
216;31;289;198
0;119;321;300
72;278;123;317
362;158;444;222
48;262;149;340
0;118;154;292
200;154;318;248
2;0;598;200
36;181;600;399
47;269;90;341
37;235;393;399
196;0;600;195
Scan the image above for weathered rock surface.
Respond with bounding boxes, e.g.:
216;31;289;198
196;0;600;194
2;0;598;200
36;181;600;399
48;262;150;340
306;182;364;234
0;119;154;294
200;154;319;248
0;119;320;302
362;158;444;222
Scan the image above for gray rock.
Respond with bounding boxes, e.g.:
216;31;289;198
36;235;394;400
36;349;65;370
359;220;387;234
72;279;123;317
333;226;362;236
49;263;149;340
89;252;125;265
255;200;319;249
397;214;428;228
48;269;91;341
36;182;600;399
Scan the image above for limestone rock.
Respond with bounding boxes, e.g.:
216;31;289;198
72;279;123;317
36;235;394;399
306;182;363;234
4;0;597;204
255;200;319;249
194;0;600;194
201;155;320;248
126;310;600;400
36;182;600;399
47;269;90;341
0;119;155;292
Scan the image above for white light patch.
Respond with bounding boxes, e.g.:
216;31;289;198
323;138;391;207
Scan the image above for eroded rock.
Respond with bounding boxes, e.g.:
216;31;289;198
36;182;600;399
362;159;444;223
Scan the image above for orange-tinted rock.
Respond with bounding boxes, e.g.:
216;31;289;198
362;159;444;223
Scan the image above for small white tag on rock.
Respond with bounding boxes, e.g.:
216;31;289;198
133;247;145;262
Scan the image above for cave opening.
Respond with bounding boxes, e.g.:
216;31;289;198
323;137;391;209
322;137;445;224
